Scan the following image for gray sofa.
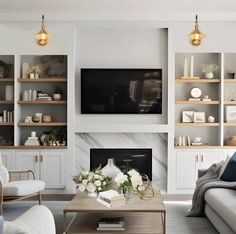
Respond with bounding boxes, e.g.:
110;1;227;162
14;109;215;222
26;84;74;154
198;169;236;234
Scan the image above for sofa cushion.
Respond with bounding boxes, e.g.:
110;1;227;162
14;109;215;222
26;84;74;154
3;180;45;196
205;188;236;233
220;152;236;182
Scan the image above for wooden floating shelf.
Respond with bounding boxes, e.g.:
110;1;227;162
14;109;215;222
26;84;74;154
18;78;67;83
0;146;67;149
17;100;67;105
224;79;236;83
175;146;236;149
224;122;236;126
0;123;14;126
0;78;14;83
17;122;67;126
176;100;220;105
176;123;220;127
176;79;220;83
224;101;236;105
0;101;14;104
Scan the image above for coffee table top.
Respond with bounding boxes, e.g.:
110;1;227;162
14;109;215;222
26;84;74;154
64;190;165;213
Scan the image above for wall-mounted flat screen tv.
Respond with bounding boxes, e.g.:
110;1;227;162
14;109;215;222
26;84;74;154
81;68;162;114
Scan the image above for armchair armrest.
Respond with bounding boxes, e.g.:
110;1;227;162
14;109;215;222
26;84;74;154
9;170;36;182
198;169;207;179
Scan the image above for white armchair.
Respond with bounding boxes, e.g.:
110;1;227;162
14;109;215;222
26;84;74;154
0;153;45;214
3;205;56;234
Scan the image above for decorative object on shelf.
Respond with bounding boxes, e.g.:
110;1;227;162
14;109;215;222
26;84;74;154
53;87;63;101
35;113;43;122
27;66;41;79
227;68;236;79
176;136;191;146
226;106;236;122
190;87;202;99
183;58;188;77
202;95;211;101
41;127;67;146
191;137;204;146
193;112;206;122
24;132;40;146
208;116;215;123
0;60;10;78
32;90;38;101
24;116;33;123
5;85;13;101
202;64;219;79
22;62;29;79
190;56;194;77
114;169;143;198
37;92;52;101
182;111;194;122
181;56;200;80
1;110;13;123
35;14;51;46
42;115;52;123
225;136;236;146
73;166;112;197
0;136;13;146
101;158;121;179
32;115;40;123
189;14;206;46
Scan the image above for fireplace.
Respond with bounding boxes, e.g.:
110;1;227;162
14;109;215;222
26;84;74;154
90;148;152;180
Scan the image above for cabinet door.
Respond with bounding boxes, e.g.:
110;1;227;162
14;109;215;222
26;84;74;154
40;151;66;189
200;151;224;170
0;150;13;170
14;151;40;179
176;151;198;189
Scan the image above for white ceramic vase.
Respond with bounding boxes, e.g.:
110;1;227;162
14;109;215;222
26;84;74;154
205;72;214;79
101;158;121;179
88;191;97;197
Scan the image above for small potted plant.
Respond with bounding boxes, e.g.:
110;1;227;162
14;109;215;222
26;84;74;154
53;86;63;101
202;64;219;79
27;66;41;79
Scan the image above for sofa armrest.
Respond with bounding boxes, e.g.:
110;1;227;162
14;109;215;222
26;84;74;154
198;169;208;179
8;170;36;181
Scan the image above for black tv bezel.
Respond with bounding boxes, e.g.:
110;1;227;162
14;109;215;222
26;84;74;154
81;68;162;114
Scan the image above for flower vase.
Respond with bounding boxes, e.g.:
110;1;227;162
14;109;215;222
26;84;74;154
101;158;121;179
88;191;97;197
205;72;214;79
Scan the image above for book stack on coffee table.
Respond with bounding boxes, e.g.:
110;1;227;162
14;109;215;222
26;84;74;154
97;217;125;231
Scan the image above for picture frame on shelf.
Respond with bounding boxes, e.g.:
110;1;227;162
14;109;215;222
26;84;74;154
226;106;236;122
182;111;194;123
193;112;206;123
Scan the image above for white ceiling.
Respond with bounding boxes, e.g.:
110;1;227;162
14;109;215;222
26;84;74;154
1;0;236;21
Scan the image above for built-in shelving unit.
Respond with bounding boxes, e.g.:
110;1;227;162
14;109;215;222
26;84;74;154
17;122;67;126
175;52;236;149
0;78;14;83
17;100;67;105
18;78;67;83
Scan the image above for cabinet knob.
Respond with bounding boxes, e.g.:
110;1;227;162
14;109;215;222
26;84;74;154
195;155;198;162
40;155;43;163
35;155;38;163
201;155;204;162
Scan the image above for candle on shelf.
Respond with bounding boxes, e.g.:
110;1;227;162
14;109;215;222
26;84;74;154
190;56;194;77
183;58;188;77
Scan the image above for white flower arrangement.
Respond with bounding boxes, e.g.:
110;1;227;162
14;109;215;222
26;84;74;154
73;167;112;194
115;169;143;194
202;64;219;73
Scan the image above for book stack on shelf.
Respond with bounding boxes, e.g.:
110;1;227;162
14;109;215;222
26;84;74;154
97;217;125;231
0;110;14;123
97;189;126;208
37;93;52;101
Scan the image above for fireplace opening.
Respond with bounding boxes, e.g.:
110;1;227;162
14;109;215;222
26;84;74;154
90;148;152;180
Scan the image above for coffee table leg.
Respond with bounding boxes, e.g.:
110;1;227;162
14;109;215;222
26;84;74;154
161;212;166;234
64;211;67;233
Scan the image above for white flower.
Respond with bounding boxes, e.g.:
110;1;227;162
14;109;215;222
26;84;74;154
82;179;88;185
78;184;86;192
94;174;100;180
99;175;104;181
86;182;96;193
128;169;139;177
98;187;102;191
87;173;94;181
81;171;89;176
94;180;102;187
115;172;128;185
102;181;106;186
130;173;143;189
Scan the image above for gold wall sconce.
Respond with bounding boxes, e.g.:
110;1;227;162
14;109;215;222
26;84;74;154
189;15;206;46
35;15;51;46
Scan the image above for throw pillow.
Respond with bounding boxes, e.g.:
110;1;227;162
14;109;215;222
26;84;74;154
220;152;236;182
0;163;9;184
219;155;231;178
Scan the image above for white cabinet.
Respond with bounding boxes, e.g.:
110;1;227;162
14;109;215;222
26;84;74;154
0;150;13;170
15;150;66;189
176;150;224;189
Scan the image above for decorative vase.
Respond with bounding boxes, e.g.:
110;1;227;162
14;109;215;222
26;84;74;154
53;93;62;101
205;72;214;79
101;158;121;179
5;85;14;101
88;191;97;197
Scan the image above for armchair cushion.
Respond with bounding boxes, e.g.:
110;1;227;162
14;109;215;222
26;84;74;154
3;180;45;196
4;221;37;234
0;164;9;184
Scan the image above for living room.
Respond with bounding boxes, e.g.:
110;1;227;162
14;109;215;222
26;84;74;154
0;0;236;233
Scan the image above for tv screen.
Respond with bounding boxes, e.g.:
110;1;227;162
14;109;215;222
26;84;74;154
81;68;162;114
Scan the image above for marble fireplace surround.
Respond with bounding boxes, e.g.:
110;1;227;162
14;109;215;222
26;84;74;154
74;133;167;191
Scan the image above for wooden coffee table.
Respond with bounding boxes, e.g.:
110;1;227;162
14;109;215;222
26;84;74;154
64;190;166;234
